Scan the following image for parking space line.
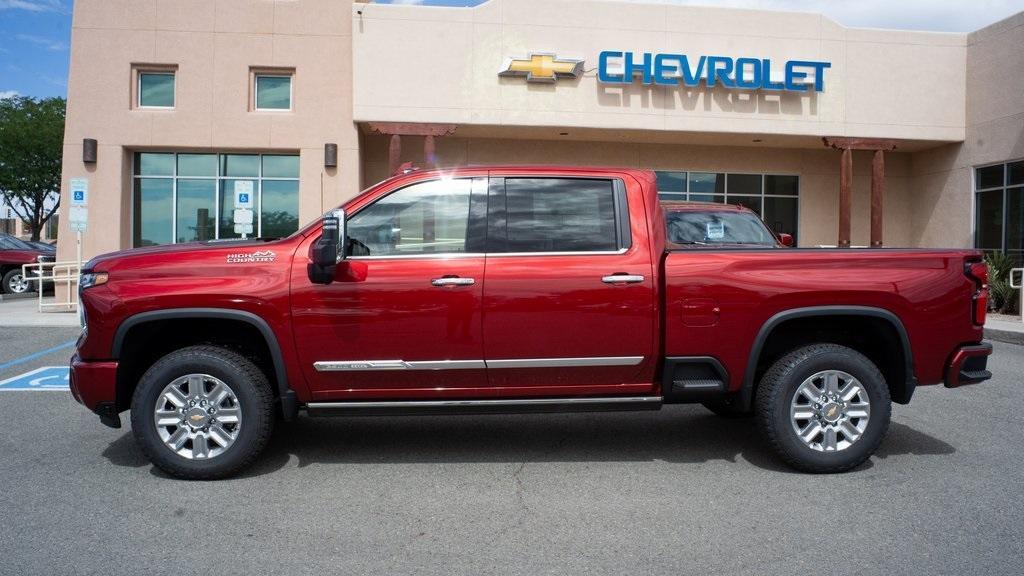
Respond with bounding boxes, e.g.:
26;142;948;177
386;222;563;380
0;340;76;372
0;366;70;390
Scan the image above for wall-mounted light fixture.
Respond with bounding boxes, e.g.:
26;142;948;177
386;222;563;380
324;143;338;168
83;138;97;163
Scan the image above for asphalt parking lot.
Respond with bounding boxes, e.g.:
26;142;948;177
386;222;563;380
0;326;1022;575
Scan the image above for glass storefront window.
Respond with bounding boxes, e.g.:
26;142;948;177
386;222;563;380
133;178;173;247
176;180;217;242
974;160;1024;263
656;170;799;243
132;152;300;247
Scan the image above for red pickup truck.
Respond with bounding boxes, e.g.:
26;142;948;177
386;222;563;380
71;166;993;479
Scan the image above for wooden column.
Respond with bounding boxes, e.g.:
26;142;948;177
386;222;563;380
823;137;897;249
367;122;457;176
839;147;852;248
388;134;402;177
424;134;436;168
870;149;885;247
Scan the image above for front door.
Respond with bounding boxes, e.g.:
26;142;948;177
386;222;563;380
481;174;657;397
291;177;490;400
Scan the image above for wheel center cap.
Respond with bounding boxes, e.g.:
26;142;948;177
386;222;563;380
822;402;842;423
185;407;210;429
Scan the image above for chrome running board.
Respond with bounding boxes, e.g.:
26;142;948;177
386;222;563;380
305;396;663;417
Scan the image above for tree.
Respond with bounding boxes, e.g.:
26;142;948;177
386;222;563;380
0;96;66;241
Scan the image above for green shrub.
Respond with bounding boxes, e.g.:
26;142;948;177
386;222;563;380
984;251;1020;315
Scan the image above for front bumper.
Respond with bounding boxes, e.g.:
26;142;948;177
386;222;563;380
944;342;993;388
69;354;121;428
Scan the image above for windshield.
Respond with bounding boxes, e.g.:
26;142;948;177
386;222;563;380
665;210;777;247
0;234;36;250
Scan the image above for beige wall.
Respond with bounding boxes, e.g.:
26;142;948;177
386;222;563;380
58;0;359;264
910;11;1024;249
361;134;914;248
352;0;967;143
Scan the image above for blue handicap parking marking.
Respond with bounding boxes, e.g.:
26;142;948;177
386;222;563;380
0;367;70;390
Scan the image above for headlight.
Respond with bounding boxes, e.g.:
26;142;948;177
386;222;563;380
79;272;108;290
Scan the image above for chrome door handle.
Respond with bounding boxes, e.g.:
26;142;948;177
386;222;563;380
431;276;475;287
602;274;645;284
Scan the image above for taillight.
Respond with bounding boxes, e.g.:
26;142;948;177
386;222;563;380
965;260;988;326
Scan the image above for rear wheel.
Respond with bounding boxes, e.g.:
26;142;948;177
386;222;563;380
130;345;274;480
755;344;891;473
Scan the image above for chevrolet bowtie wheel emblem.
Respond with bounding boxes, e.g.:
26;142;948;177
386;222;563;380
499;53;584;84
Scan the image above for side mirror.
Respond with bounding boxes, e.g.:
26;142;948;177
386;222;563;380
308;209;346;285
778;233;794;247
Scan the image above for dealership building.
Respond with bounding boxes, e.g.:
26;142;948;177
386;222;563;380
57;0;1024;264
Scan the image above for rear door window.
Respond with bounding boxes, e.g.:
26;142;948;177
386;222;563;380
502;178;619;253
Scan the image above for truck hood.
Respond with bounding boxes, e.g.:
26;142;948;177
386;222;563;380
84;239;285;271
0;249;47;265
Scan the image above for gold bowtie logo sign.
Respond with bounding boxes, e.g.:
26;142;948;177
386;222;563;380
499;53;584;84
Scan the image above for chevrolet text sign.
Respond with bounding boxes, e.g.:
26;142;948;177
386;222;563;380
598;51;831;92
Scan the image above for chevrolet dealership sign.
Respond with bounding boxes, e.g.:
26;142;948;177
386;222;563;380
500;51;831;92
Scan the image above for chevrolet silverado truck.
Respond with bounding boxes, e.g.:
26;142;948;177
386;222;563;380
71;166;993;479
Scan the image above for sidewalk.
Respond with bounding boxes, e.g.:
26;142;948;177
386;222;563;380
0;297;80;327
985;314;1024;346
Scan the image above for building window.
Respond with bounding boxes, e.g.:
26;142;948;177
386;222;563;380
138;71;175;108
132;152;300;247
655;171;799;243
974;160;1024;263
254;72;293;111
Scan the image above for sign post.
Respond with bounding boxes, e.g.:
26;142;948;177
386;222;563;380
69;178;89;311
233;181;254;239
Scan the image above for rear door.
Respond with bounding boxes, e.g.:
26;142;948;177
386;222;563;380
481;173;657;396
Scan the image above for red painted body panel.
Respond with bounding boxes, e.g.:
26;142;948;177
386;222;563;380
71;165;989;417
0;248;46;266
663;249;984;390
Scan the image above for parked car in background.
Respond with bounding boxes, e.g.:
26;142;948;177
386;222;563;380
0;233;54;294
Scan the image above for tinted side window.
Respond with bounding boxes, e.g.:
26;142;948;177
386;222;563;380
504;178;618;252
347;179;472;257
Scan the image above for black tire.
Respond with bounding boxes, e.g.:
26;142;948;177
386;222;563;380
701;398;753;419
755;344;891;473
130;345;275;480
2;268;30;294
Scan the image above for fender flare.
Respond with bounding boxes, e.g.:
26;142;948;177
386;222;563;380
111;308;297;418
739;305;916;408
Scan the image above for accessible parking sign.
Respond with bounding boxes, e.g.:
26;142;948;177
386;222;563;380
0;367;70;390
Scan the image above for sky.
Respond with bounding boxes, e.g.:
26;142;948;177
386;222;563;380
2;0;1024;99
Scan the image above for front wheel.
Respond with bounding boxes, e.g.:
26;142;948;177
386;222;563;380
130;346;275;480
2;269;31;294
755;344;891;473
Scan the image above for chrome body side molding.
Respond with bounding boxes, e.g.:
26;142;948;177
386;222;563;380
313;356;645;372
313;360;486;372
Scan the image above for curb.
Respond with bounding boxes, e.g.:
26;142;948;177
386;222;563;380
984;327;1024;346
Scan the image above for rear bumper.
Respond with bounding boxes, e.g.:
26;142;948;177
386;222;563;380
944;342;993;388
70;354;121;428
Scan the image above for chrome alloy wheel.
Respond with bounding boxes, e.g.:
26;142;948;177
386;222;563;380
789;370;871;452
153;374;242;460
7;272;30;293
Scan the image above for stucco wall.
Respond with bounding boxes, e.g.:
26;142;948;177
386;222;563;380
352;0;966;143
361;135;914;248
57;0;359;264
910;12;1024;249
